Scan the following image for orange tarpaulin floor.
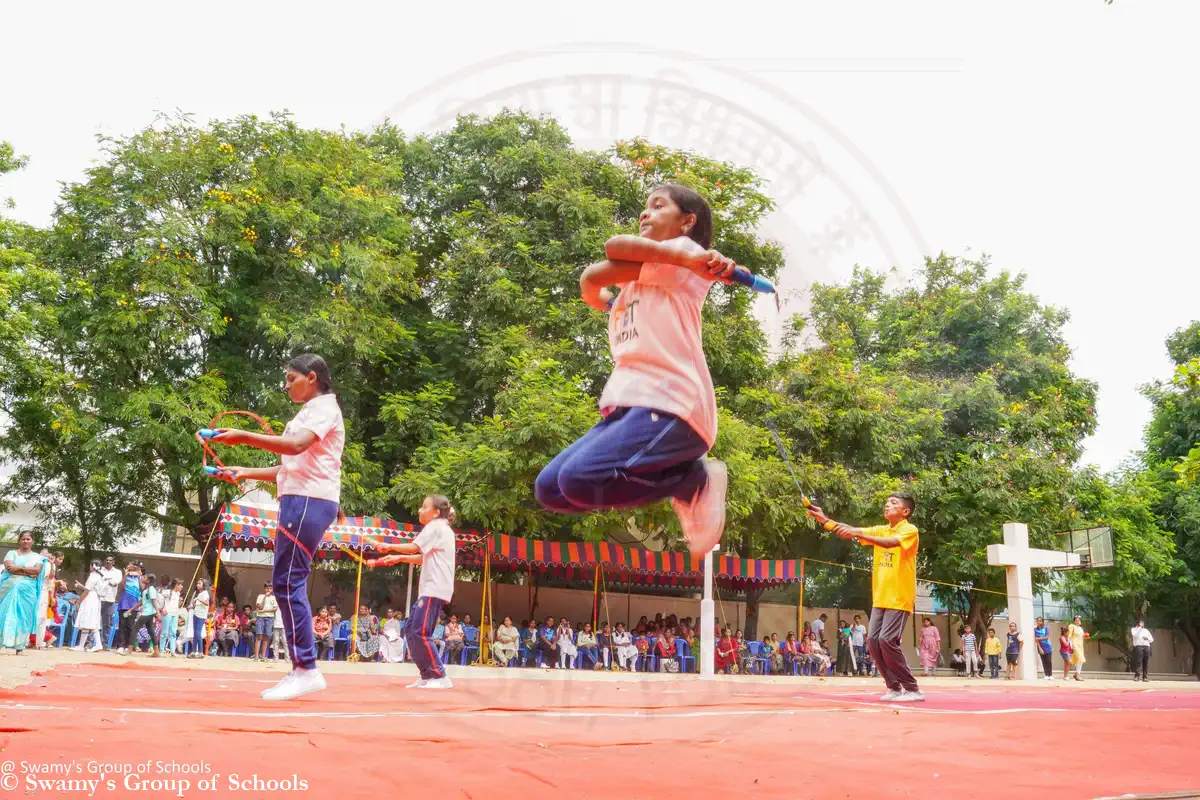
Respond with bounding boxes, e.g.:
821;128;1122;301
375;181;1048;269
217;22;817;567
1;663;1198;799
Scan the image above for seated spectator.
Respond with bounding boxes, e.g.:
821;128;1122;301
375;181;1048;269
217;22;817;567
378;609;406;663
635;633;651;671
807;633;832;675
555;618;577;669
479;614;493;663
760;636;776;675
444;614;465;663
576;622;600;669
536;616;557;669
780;632;800;673
327;604;342;629
951;648;967;675
240;604;254;641
215;604;240;656
634;616;649;635
493;616;519;665
313;606;334;661
612;623;637;670
596;623;613;669
354;605;380;661
715;629;737;674
657;629;679;673
462;613;473;628
520;619;538;666
736;631;753;674
431;615;447;660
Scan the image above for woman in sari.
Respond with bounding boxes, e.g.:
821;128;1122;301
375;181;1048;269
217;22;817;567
1067;615;1090;681
493;616;519;666
353;605;381;661
715;629;737;674
0;532;49;654
377;609;406;663
918;616;941;677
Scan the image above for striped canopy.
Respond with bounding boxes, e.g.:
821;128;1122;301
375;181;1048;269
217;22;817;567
216;503;483;559
215;504;802;586
487;534;803;588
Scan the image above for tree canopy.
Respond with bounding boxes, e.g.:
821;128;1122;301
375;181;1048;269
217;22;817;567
0;112;1190;656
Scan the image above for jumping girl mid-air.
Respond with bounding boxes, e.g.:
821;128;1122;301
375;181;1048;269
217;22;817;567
535;184;738;553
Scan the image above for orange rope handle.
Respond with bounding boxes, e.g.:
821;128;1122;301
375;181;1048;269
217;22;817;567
363;538;411;555
197;410;276;489
365;555;407;569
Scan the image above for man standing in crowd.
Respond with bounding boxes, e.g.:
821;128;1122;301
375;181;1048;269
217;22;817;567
851;614;867;675
1130;619;1154;682
98;556;122;649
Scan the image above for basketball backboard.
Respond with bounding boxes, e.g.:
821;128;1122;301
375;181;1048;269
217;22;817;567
1055;527;1114;569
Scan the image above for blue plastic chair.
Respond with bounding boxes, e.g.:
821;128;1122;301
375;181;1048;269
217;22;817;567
332;620;351;660
746;641;766;674
462;627;479;665
675;638;695;673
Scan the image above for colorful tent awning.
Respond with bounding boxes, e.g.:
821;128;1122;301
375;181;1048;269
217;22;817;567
216;503;483;558
215;504;802;586
486;534;803;588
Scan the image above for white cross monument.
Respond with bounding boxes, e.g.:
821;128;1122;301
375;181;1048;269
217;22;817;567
986;522;1080;681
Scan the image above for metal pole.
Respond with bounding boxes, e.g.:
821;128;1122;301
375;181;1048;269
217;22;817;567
700;545;716;678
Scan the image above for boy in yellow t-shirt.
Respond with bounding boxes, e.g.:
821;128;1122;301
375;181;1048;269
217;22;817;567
984;628;1002;679
808;493;922;703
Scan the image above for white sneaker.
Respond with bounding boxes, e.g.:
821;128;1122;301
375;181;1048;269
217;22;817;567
419;677;453;689
88;645;104;653
672;459;728;554
406;679;428;689
117;648;129;656
261;671;296;698
879;690;901;701
70;645;84;652
894;689;925;702
262;668;326;701
1045;675;1055;680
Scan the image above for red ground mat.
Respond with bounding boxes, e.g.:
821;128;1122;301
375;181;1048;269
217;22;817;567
0;663;1197;799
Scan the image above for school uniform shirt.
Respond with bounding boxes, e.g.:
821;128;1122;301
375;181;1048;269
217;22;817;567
1130;627;1154;648
256;593;278;619
851;624;866;647
277;393;345;504
192;591;210;621
599;235;718;447
413;518;455;603
1034;624;1052;654
97;567;122;603
858;520;920;612
139;586;158;618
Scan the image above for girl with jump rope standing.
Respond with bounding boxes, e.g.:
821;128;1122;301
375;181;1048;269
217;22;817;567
366;495;458;689
535;184;739;553
207;353;345;701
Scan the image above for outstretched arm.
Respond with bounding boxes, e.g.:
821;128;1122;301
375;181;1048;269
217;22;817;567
208;429;317;456
805;505;902;547
217;465;282;483
605;236;737;282
579;259;644;311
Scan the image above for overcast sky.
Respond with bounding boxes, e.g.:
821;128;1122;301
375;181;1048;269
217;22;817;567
3;0;1197;473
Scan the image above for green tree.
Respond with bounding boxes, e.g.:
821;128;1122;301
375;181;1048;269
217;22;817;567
1140;322;1200;674
769;256;1099;636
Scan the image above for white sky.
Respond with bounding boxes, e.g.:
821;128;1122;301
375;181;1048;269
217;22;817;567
2;0;1197;473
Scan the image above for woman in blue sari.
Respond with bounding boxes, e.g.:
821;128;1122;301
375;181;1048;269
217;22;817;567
0;532;49;654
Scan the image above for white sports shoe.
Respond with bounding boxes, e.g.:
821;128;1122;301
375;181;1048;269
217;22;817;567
262;668;326;701
406;679;428;689
261;671;296;699
879;690;901;701
420;677;454;689
894;690;925;702
70;645;84;652
673;459;728;554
